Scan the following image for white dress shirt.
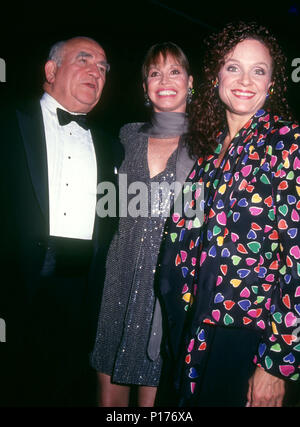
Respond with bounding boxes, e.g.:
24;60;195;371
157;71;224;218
40;93;97;240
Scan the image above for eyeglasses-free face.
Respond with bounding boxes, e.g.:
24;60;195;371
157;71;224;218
45;38;109;113
218;38;273;127
144;53;193;114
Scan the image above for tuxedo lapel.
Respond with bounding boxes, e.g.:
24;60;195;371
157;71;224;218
16;101;49;224
90;127;103;186
90;125;118;191
90;126;109;242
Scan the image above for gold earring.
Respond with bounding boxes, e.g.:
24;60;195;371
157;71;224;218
212;78;219;88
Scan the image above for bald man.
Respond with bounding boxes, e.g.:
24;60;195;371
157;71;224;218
0;37;122;406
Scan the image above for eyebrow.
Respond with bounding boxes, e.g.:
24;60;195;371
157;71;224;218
149;61;182;67
148;63;183;71
225;58;270;68
76;51;110;72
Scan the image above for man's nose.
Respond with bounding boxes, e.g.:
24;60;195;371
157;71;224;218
88;63;101;78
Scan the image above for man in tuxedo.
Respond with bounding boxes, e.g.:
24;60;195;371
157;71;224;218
0;36;121;406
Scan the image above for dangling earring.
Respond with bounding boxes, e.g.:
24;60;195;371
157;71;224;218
187;87;195;104
212;77;219;89
266;86;274;98
144;93;151;107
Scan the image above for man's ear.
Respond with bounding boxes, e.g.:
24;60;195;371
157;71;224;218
44;60;58;84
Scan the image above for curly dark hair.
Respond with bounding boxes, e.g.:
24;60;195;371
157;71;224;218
187;21;294;158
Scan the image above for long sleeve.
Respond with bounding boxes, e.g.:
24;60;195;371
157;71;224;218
255;123;300;381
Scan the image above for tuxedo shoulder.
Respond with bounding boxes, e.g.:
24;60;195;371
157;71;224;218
119;122;145;142
0;100;29;129
0;104;15;124
92;125;115;142
92;126;124;169
0;98;43;131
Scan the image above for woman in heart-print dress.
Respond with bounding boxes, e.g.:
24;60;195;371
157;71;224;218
158;21;300;407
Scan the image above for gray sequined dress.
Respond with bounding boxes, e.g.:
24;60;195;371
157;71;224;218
90;123;178;386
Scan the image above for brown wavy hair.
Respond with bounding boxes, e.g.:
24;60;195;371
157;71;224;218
142;41;191;84
187;21;294;158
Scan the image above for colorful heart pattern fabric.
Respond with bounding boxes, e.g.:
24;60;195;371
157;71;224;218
161;110;300;394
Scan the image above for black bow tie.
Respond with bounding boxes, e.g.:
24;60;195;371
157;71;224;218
57;108;90;130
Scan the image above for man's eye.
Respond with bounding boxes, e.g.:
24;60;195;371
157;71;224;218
79;57;87;64
98;66;106;74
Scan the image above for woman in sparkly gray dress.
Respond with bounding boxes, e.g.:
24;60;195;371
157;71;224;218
90;42;195;406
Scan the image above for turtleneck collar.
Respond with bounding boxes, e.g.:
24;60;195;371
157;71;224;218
139;112;188;138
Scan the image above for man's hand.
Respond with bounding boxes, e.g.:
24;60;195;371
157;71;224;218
247;366;285;407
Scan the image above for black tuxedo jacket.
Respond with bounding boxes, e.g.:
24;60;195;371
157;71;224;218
0;98;123;352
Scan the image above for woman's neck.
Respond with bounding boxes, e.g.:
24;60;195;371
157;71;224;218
226;111;252;142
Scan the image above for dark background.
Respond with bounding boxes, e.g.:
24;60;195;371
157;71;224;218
0;0;299;411
1;0;299;136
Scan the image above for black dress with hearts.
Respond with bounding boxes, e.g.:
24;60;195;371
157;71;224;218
158;110;300;405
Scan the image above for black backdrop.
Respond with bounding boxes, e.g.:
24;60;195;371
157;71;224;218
1;0;299;136
0;1;299;413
